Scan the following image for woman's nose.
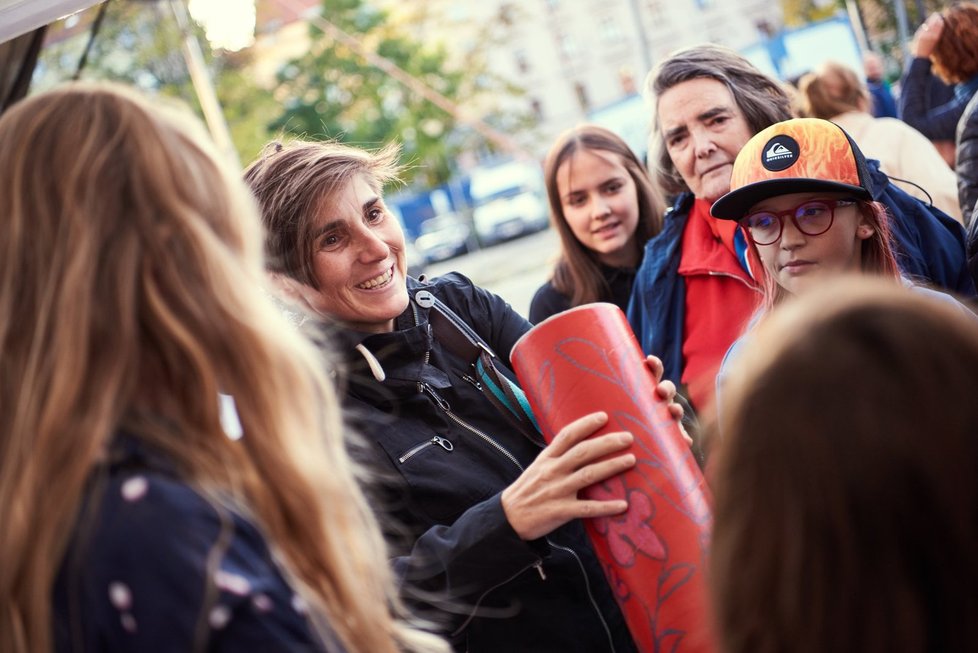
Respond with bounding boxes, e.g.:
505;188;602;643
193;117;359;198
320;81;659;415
591;196;611;219
358;228;390;262
693;130;717;158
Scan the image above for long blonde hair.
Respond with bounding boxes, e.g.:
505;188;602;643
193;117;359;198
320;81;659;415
0;83;446;653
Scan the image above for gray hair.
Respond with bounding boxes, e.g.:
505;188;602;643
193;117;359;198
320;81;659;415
645;44;794;197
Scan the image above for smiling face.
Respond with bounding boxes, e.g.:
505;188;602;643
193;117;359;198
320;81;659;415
658;77;754;203
302;174;409;333
556;148;641;268
751;192;873;296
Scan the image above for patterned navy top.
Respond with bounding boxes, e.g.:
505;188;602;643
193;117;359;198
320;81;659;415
53;435;344;652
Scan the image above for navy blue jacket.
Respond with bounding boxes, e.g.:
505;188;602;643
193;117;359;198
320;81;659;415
628;160;975;387
54;436;339;652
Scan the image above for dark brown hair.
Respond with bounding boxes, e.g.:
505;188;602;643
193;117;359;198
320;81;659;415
711;278;978;653
243;140;401;288
544;124;664;305
931;3;978;84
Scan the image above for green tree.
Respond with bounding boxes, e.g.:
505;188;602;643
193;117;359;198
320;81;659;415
33;0;279;164
271;0;528;187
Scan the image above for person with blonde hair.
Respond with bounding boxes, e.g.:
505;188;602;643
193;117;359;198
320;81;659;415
710;277;978;653
798;60;962;222
0;82;449;653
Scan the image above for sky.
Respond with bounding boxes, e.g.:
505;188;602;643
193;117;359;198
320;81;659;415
187;0;256;51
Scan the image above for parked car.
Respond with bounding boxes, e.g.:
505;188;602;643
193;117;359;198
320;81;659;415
414;212;472;262
404;238;428;279
469;160;549;247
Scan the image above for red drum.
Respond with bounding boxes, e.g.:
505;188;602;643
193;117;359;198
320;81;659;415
510;303;716;653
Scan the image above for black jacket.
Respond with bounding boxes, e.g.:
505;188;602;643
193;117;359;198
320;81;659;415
957;90;978;223
529;264;637;325
337;273;636;653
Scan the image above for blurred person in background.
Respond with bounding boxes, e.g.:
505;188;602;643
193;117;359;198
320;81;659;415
924;3;978;222
798;60;962;222
899;8;978;170
530;124;664;324
710;278;978;653
0;83;449;653
861;51;898;118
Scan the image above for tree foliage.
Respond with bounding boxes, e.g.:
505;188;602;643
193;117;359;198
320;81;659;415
33;0;280;164
271;0;528;187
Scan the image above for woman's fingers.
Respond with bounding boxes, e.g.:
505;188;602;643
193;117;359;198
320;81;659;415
567;452;636;491
502;425;634;540
655;379;677;402
644;355;664;383
547;411;608;457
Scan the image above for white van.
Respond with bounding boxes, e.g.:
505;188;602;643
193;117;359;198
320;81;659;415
468;159;549;247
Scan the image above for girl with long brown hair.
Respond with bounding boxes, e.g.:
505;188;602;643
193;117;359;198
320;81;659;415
0;82;448;653
529;125;663;323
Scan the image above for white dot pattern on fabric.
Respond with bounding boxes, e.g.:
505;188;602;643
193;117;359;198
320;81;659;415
120;476;149;502
120;613;137;633
252;593;273;613
209;605;232;630
108;582;132;610
215;570;251;596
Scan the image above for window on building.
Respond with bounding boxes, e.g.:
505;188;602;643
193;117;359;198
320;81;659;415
645;0;664;21
499;3;515;25
558;32;579;59
574;82;590;111
599;15;622;43
530;98;543;121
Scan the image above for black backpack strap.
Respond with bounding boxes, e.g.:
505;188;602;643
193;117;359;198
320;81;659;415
414;289;544;445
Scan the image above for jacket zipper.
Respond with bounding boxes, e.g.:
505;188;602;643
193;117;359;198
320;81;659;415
419;381;524;471
397;435;454;464
705;268;761;291
417;380;617;652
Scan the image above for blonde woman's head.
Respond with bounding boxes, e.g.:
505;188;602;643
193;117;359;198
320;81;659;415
797;61;870;119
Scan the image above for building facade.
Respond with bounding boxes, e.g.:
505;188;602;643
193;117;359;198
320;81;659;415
377;0;781;159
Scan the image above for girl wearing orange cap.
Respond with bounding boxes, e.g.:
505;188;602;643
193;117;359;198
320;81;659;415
709;118;967;424
710;117;905;310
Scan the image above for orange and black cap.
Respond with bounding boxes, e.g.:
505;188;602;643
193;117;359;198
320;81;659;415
711;118;873;220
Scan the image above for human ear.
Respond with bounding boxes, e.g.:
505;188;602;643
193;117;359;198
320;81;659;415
856;223;875;240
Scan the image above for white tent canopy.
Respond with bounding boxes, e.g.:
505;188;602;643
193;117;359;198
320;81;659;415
0;0;102;44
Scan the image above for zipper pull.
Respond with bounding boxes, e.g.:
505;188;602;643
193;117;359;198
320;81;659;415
460;373;483;390
420;382;451;412
534;562;547;581
431;435;454;451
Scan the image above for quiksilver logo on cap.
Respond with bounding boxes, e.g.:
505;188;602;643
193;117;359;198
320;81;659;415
760;135;800;172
